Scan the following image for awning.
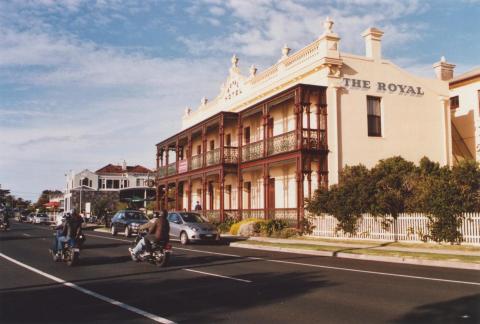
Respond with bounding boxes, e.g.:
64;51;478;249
44;201;60;208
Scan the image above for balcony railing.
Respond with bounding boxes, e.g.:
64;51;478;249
224;146;239;164
242;209;265;219
267;130;296;156
206;148;220;166
190;154;203;170
204;210;220;222
167;162;177;176
242;141;263;162
158;166;167;178
302;129;327;149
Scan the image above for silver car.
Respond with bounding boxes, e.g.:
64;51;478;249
167;212;220;245
33;213;50;224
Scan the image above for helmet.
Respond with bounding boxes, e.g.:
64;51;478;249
153;211;160;218
70;208;77;214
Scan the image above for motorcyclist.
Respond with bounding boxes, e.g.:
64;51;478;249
51;208;83;256
129;210;169;261
0;205;9;229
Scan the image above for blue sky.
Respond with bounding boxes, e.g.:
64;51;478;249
1;0;479;202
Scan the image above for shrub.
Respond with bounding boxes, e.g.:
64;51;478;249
215;217;237;233
271;227;298;238
298;216;315;236
229;218;262;235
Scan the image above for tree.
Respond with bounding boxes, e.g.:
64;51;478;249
369;156;416;240
306;165;374;234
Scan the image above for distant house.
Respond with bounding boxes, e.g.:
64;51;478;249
64;161;155;215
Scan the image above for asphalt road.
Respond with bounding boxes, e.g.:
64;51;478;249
1;221;479;324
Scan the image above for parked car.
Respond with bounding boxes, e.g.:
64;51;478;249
167;212;220;245
33;213;50;225
110;210;149;237
26;213;35;223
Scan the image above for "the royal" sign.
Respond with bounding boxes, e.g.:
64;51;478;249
343;78;424;96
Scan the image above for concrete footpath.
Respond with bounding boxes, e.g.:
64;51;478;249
230;237;480;271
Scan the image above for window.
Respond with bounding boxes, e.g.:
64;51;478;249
124;180;129;188
226;134;231;146
450;96;459;109
367;96;382;137
209;140;215;150
113;180;120;189
244;127;251;144
106;179;113;189
136;179;141;187
197;145;201;155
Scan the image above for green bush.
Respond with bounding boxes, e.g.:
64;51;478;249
271;227;298;238
215;217;237;233
229;218;262;235
298;216;315;236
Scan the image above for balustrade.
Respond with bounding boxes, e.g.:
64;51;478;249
241;141;263;162
158;166;167;178
167;162;177;176
271;208;298;226
206;148;220;166
267;130;296;156
302;129;326;149
190;154;203;170
224;146;239;164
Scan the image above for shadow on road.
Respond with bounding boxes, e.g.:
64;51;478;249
332;241;395;257
393;294;480;324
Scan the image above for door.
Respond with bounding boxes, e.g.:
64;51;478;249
267;118;274;138
268;178;275;211
208;182;214;210
244;127;251;144
167;213;181;237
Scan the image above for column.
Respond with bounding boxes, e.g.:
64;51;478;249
175;180;179;211
326;84;341;185
164;183;168;210
296;158;304;227
187;177;192;211
237;173;243;220
202;126;207;168
294;87;304;149
187;133;192;170
306;103;311;149
237;118;243;163
440;97;452;166
155;185;160;210
202;174;207;216
262;105;269;157
219;115;225;164
263;164;269;219
219;171;225;221
175;138;179;173
165;146;169;170
306;170;312;200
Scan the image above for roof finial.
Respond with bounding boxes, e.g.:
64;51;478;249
249;64;257;77
201;97;208;106
324;16;334;33
231;54;239;67
281;44;291;59
440;56;446;63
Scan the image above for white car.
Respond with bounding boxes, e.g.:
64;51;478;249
33;213;50;225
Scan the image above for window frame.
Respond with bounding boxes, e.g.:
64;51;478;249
367;95;383;137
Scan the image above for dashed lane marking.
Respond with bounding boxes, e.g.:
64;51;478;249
183;268;252;283
0;252;176;324
22;233;31;237
31;225;480;287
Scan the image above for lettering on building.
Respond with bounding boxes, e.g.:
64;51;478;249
343;78;424;96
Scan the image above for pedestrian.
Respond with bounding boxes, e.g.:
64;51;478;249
194;201;202;211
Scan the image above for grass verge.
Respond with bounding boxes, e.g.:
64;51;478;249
237;241;480;264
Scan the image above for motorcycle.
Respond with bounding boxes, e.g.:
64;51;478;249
130;232;172;267
0;221;8;231
51;233;81;266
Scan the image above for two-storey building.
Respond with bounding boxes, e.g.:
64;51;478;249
155;18;453;226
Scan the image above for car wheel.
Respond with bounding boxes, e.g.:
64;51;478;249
180;231;189;245
111;225;117;236
124;226;131;237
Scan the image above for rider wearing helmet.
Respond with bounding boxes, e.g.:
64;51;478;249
51;208;83;256
129;210;169;261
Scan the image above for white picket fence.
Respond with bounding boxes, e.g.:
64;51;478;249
310;213;480;245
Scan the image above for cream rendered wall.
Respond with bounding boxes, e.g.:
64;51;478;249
269;164;297;209
269;100;295;136
223;124;239;146
336;56;450;170
241;170;264;209
191;136;203;155
242;116;263;142
191;179;203;210
450;80;480;160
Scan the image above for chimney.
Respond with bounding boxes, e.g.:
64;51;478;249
433;56;455;81
122;160;127;171
362;27;384;61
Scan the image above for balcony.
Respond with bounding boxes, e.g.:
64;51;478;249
190;154;203;170
242;141;263;162
206;148;220;166
167;162;177;176
267;130;296;156
302;129;327;149
224;146;239;164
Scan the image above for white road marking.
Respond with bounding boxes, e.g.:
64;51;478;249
183;268;251;283
63;229;480;287
22;233;31;237
246;257;480;287
0;252;176;324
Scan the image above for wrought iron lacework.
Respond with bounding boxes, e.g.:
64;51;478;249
267;131;296;155
190;155;203;170
206;148;220;166
242;141;263;161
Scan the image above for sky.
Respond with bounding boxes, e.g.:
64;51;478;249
1;0;479;202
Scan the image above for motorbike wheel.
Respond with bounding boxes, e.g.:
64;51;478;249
67;251;79;267
111;225;117;236
155;251;169;267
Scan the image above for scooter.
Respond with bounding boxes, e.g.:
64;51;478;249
51;234;81;266
130;232;172;267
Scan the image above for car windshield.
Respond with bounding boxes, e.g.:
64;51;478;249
125;212;146;220
179;213;204;223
